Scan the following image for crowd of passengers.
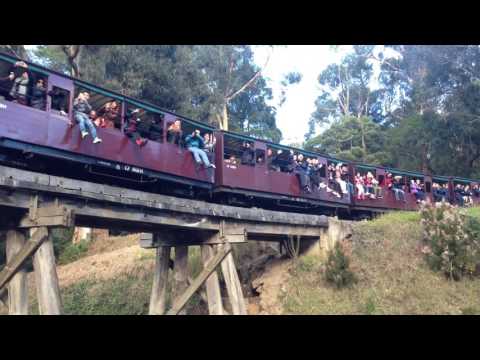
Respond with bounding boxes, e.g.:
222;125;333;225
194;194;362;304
0;61;65;112
4;68;480;205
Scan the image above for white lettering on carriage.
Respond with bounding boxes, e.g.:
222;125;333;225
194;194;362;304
0;103;6;110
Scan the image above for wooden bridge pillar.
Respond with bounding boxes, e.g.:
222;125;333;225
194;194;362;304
149;239;171;315
173;246;189;315
5;230;28;315
32;228;63;315
201;244;224;315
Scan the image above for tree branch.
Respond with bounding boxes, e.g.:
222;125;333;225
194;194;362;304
226;48;272;101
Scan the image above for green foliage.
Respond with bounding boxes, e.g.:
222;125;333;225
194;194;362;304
420;202;480;281
50;227;75;259
57;239;90;265
325;241;357;289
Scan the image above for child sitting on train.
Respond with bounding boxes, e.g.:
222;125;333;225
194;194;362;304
241;142;255;166
73;91;102;144
355;173;366;200
294;154;311;193
185;129;216;169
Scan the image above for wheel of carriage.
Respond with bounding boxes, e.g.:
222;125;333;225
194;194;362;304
283;234;301;259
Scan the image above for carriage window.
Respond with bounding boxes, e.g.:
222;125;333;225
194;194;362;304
75;87;122;130
0;58;48;111
125;104;164;143
49;86;70;115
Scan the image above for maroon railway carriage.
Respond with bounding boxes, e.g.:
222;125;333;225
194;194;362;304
0;53;214;195
1;51;479;218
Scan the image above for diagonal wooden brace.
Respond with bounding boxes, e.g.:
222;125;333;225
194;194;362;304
0;227;48;292
166;243;232;315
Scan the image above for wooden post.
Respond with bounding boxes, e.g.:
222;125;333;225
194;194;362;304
6;230;28;315
32;228;63;315
201;244;223;315
149;245;171;315
173;246;189;315
167;244;231;315
220;251;247;315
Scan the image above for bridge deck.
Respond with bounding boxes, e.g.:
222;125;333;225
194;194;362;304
0;165;328;243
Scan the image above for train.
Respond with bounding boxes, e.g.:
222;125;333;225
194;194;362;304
0;51;478;220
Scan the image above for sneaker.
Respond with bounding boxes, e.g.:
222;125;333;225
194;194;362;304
81;131;89;139
209;164;216;169
93;137;102;144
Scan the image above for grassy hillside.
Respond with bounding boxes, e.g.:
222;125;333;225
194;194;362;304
282;209;480;315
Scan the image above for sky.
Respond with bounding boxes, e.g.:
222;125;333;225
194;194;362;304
252;45;353;145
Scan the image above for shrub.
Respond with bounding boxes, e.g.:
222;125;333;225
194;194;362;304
420;202;480;281
57;239;90;265
324;240;357;289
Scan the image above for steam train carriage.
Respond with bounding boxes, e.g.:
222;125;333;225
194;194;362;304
0;52;477;218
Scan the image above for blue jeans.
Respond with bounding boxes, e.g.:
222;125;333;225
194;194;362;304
393;188;406;201
75;112;97;139
188;147;211;167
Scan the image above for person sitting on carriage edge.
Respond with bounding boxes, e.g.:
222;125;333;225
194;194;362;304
73;92;102;144
124;108;148;147
185;129;216;169
295;154;311;193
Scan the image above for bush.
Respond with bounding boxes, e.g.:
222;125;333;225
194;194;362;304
324;240;357;289
420;202;480;281
57;239;90;265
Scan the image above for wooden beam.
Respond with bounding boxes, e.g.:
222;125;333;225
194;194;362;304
32;228;63;315
173;246;189;315
201;244;224;315
18;205;74;228
6;230;28;315
166;244;231;315
0;226;48;292
221;252;247;315
0;165;329;227
149;245;171;315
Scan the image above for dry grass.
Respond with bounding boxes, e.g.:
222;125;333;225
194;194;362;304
282;210;480;315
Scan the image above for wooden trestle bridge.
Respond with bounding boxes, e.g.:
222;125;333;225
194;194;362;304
0;165;329;315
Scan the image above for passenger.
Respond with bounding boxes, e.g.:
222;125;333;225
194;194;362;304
372;176;382;198
335;163;349;195
473;184;480;198
294;154;311;193
411;179;424;203
392;176;406;202
30;78;47;110
241;142;255;166
0;70;15;100
225;155;238;168
124;108;148;147
365;172;376;199
285;150;295;173
355;173;366;200
454;184;464;206
203;133;216;153
148;114;164;141
309;158;322;190
267;148;281;172
9;69;30;105
185;129;216;169
98;101;120;129
167;118;182;145
73;92;102;144
464;185;473;206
